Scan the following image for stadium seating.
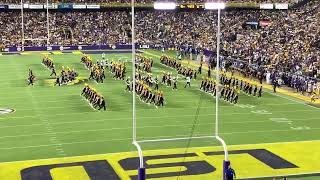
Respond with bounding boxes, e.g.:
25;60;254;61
0;0;302;3
0;0;318;91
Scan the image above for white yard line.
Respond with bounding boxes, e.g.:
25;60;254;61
0;91;210;99
0;116;318;139
1;114;319;131
1;106;318;125
16;62;67;157
0;118;319;140
0;127;319;152
3;97;298;106
6;105;319;114
1;108;318;123
6;102;301;111
42;117;67;156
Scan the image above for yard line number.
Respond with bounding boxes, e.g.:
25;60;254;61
236;104;310;131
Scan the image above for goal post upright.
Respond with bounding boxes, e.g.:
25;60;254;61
212;1;230;177
131;0;145;179
20;0;50;51
20;0;24;51
215;1;230;160
46;0;50;46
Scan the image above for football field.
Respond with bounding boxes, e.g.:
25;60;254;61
0;50;319;180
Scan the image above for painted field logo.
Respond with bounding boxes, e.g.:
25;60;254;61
0;141;319;180
0;108;15;115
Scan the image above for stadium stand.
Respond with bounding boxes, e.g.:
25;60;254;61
0;0;303;3
0;1;319;94
0;11;130;46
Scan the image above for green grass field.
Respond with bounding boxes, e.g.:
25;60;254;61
0;49;319;180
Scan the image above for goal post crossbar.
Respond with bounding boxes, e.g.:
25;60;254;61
136;135;216;143
136;135;228;161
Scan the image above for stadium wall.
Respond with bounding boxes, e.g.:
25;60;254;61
3;44;155;52
3;44;214;62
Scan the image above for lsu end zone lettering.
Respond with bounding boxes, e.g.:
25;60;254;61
0;141;320;180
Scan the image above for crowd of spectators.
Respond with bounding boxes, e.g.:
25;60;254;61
222;0;320;84
0;0;319;90
174;0;299;3
0;11;130;46
0;0;139;3
135;1;319;78
0;0;301;4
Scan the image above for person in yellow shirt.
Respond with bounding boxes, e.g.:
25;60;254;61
310;92;317;103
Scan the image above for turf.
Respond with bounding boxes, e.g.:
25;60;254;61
0;50;319;179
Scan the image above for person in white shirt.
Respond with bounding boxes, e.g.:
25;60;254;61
184;76;191;88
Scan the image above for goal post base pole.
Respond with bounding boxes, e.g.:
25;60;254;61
138;167;146;180
133;141;145;180
223;160;231;180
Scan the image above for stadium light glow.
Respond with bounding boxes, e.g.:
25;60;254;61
154;2;177;10
204;2;226;10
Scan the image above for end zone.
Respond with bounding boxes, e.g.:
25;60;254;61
0;140;319;180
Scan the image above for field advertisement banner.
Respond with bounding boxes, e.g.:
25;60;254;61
4;44;152;52
72;4;86;9
86;4;100;9
29;4;43;9
0;5;8;9
8;4;21;9
57;3;73;9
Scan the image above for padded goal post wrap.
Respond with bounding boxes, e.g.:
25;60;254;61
223;160;231;180
138;167;146;180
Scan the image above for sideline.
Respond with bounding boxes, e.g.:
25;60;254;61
143;50;320;104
